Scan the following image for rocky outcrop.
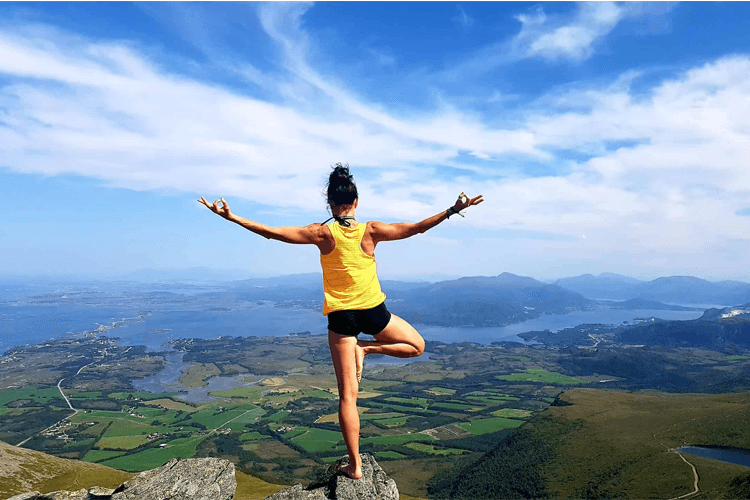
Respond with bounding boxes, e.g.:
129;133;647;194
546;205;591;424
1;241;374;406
8;457;236;500
265;454;398;500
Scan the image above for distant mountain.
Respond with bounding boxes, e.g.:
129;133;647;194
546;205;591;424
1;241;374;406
637;277;750;305
617;303;750;348
386;273;595;327
554;273;644;300
229;273;324;305
601;298;700;311
226;272;595;327
556;274;750;305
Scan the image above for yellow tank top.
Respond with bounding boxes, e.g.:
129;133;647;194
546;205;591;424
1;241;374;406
321;222;386;315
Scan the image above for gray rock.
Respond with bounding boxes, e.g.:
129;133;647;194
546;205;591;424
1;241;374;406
88;487;116;498
7;493;43;500
6;458;236;500
113;457;235;500
265;454;398;500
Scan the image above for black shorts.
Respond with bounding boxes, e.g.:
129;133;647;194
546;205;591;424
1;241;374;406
327;302;392;337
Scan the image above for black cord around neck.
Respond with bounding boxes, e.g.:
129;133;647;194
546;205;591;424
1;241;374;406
321;215;356;227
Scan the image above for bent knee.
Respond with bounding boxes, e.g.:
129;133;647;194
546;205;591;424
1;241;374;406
411;339;425;357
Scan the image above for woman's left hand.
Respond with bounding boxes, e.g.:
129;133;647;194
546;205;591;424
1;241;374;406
452;192;484;213
198;197;232;219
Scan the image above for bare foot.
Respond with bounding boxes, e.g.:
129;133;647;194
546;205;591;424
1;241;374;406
339;462;363;479
355;344;365;384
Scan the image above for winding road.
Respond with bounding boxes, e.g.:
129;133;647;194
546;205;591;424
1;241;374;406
57;377;77;411
667;450;700;500
15;377;78;447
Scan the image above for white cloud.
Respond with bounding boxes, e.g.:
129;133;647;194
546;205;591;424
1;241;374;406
0;14;545;221
512;2;626;62
1;7;749;279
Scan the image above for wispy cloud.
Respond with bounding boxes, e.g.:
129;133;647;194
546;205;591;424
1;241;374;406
438;2;658;81
453;6;474;29
0;4;748;272
512;2;626;62
0;13;542;220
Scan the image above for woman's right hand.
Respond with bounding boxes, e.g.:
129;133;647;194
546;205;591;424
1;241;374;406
198;197;232;220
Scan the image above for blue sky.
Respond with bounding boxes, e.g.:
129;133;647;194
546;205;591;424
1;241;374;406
1;2;749;282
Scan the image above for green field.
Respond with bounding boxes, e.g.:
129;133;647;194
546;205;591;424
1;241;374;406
97;435;150;450
373;416;409;427
224;408;266;431
291;428;343;453
68;391;102;399
482;389;522;398
360;412;404;420
210;386;265;400
405;443;467;455
496;367;589;385
358;432;435;447
375;451;407;460
464;391;521;403
266;410;290;422
82;449;126;462
431;402;480;411
365;402;438;415
239;431;267;441
279;428;306;439
427;387;456;395
297;389;337;400
108;391;181;401
64;438;96;449
465;396;516;405
185;405;263;430
179;363;220;388
100;418;166;437
459;417;524;435
385;396;430;407
0;386;63;406
492;408;532;419
100;436;206;471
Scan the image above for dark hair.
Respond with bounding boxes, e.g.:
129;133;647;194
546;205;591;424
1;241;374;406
326;162;358;207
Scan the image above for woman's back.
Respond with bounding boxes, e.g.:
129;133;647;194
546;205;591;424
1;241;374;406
321;221;385;315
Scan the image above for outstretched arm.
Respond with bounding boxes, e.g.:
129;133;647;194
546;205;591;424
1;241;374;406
198;197;326;245
370;192;483;243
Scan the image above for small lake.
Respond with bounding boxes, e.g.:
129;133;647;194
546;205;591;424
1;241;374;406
132;352;260;403
678;446;750;468
132;347;436;403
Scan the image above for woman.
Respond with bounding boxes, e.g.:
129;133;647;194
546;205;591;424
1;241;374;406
199;164;483;479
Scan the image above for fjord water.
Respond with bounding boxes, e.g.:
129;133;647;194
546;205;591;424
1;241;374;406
416;308;705;344
0;277;710;352
2;299;705;352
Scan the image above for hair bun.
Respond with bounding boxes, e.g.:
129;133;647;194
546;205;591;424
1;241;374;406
326;162;358;207
331;163;353;183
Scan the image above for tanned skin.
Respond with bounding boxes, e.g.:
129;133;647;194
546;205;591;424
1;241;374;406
198;192;483;478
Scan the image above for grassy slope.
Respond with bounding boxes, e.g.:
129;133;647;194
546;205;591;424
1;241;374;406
0;440;133;498
541;389;750;499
